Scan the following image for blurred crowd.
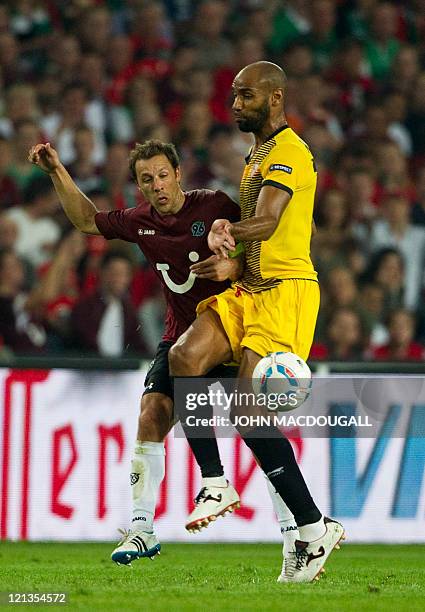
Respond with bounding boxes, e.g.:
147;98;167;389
1;0;425;362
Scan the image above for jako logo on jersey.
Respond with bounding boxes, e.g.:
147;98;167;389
156;251;199;294
269;163;292;174
138;228;155;235
191;221;205;237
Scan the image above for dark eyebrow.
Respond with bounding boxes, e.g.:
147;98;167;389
140;167;169;177
232;86;256;93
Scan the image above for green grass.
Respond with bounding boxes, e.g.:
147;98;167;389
0;543;424;611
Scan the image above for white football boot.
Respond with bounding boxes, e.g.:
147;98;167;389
111;528;161;565
278;517;345;583
186;479;240;533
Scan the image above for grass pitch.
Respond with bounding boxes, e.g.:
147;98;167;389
0;542;424;611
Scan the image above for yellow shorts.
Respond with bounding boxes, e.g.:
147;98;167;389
196;279;320;364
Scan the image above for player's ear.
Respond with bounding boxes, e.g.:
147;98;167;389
271;88;284;107
175;166;181;183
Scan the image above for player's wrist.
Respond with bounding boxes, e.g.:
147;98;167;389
48;163;64;176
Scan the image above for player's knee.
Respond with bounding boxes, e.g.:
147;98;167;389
139;395;173;441
169;341;206;376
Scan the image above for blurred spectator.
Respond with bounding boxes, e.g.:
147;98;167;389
100;143;137;210
104;34;135;106
77;5;112;55
130;0;173;59
411;167;425;225
344;0;377;40
369;194;425;309
0;83;39;138
372;309;424;360
384;89;412;155
390;45;420;95
176;100;213;159
362;247;405;314
46;35;81;85
364;2;401;81
325;266;359;309
359;282;389;348
189;124;244;199
405;71;425;158
40;82;106;165
39;230;87;349
326;38;375;127
187;0;232;70
6;119;44;192
0;138;20;209
110;75;159;143
0;32;30;86
283;42;314;79
69;126;102;192
5;175;61;268
312;188;351;275
315;266;360;340
0;242;78;354
294;74;344;146
0;248;46;353
268;1;311;54
311;307;368;360
374;141;414;197
346;167;380;222
71;252;145;356
298;0;338;71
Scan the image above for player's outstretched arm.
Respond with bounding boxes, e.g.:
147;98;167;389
28;143;101;235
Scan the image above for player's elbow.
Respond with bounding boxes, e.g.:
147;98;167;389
75;216;100;235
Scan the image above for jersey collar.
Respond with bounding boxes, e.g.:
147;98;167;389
245;123;289;164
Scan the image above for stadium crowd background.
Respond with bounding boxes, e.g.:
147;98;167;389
0;0;425;362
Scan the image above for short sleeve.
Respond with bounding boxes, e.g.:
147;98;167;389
95;209;136;242
259;144;305;196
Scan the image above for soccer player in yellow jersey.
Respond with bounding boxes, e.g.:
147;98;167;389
169;62;344;583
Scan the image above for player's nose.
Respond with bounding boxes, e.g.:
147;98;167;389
232;96;242;111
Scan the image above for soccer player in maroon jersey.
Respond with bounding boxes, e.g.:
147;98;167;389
29;139;245;561
29;138;295;569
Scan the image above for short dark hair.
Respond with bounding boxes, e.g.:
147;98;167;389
128;139;180;182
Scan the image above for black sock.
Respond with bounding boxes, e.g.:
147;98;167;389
174;377;224;478
241;426;321;526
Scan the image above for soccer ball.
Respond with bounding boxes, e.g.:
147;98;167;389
252;351;312;411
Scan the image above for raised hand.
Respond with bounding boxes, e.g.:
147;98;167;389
207;219;236;258
28;142;61;174
190;254;241;281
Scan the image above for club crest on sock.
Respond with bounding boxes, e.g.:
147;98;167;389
130;473;140;485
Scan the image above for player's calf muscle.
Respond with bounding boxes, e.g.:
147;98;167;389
138;394;173;442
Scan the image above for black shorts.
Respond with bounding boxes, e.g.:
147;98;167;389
143;340;239;400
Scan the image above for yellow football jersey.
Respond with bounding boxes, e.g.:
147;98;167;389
237;125;318;292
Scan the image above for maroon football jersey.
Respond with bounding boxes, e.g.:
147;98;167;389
95;189;240;342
